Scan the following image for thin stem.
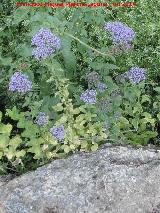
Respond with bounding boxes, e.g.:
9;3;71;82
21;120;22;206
64;32;115;60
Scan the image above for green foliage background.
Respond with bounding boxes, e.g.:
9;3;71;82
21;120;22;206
0;0;160;174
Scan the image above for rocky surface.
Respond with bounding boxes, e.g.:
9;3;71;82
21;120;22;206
1;144;160;213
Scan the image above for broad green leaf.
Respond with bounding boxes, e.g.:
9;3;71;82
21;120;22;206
62;49;76;76
61;36;76;77
6;107;24;121
15;150;26;158
16;44;32;57
9;136;22;149
0;124;12;134
0;135;9;148
5;147;15;160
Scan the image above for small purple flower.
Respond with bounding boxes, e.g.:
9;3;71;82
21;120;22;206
31;28;61;59
50;124;65;142
9;71;32;93
34;112;49;126
124;67;146;84
97;82;107;92
104;21;135;45
80;89;97;104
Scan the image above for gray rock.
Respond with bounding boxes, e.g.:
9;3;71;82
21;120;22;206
1;144;160;213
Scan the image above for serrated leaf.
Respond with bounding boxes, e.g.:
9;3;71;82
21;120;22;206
0;124;12;134
9;136;22;149
15;150;26;158
6;107;24;121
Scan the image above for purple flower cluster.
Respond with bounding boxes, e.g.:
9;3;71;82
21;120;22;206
104;21;135;45
9;71;32;93
31;28;61;59
97;82;107;92
50;124;65;142
124;67;146;84
80;89;97;104
34;112;48;126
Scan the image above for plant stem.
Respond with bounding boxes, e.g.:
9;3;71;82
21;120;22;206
64;32;115;61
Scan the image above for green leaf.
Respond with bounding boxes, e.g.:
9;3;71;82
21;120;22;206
5;147;15;160
0;112;2;122
9;136;22;149
131;118;139;130
63;145;71;153
0;124;12;134
0;135;9;148
0;56;12;66
52;103;63;112
72;108;80;114
63;49;76;75
81;141;88;149
6;107;24;121
15;150;26;158
91;143;99;151
69;144;76;150
12;7;30;25
16;44;32;57
119;117;129;129
0;152;3;159
153;87;160;93
56;115;67;124
27;145;42;159
157;113;160;120
61;37;76;77
141;95;151;103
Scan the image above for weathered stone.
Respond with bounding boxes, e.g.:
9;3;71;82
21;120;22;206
1;144;160;213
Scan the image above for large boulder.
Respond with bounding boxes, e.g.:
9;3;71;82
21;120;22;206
0;144;160;213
